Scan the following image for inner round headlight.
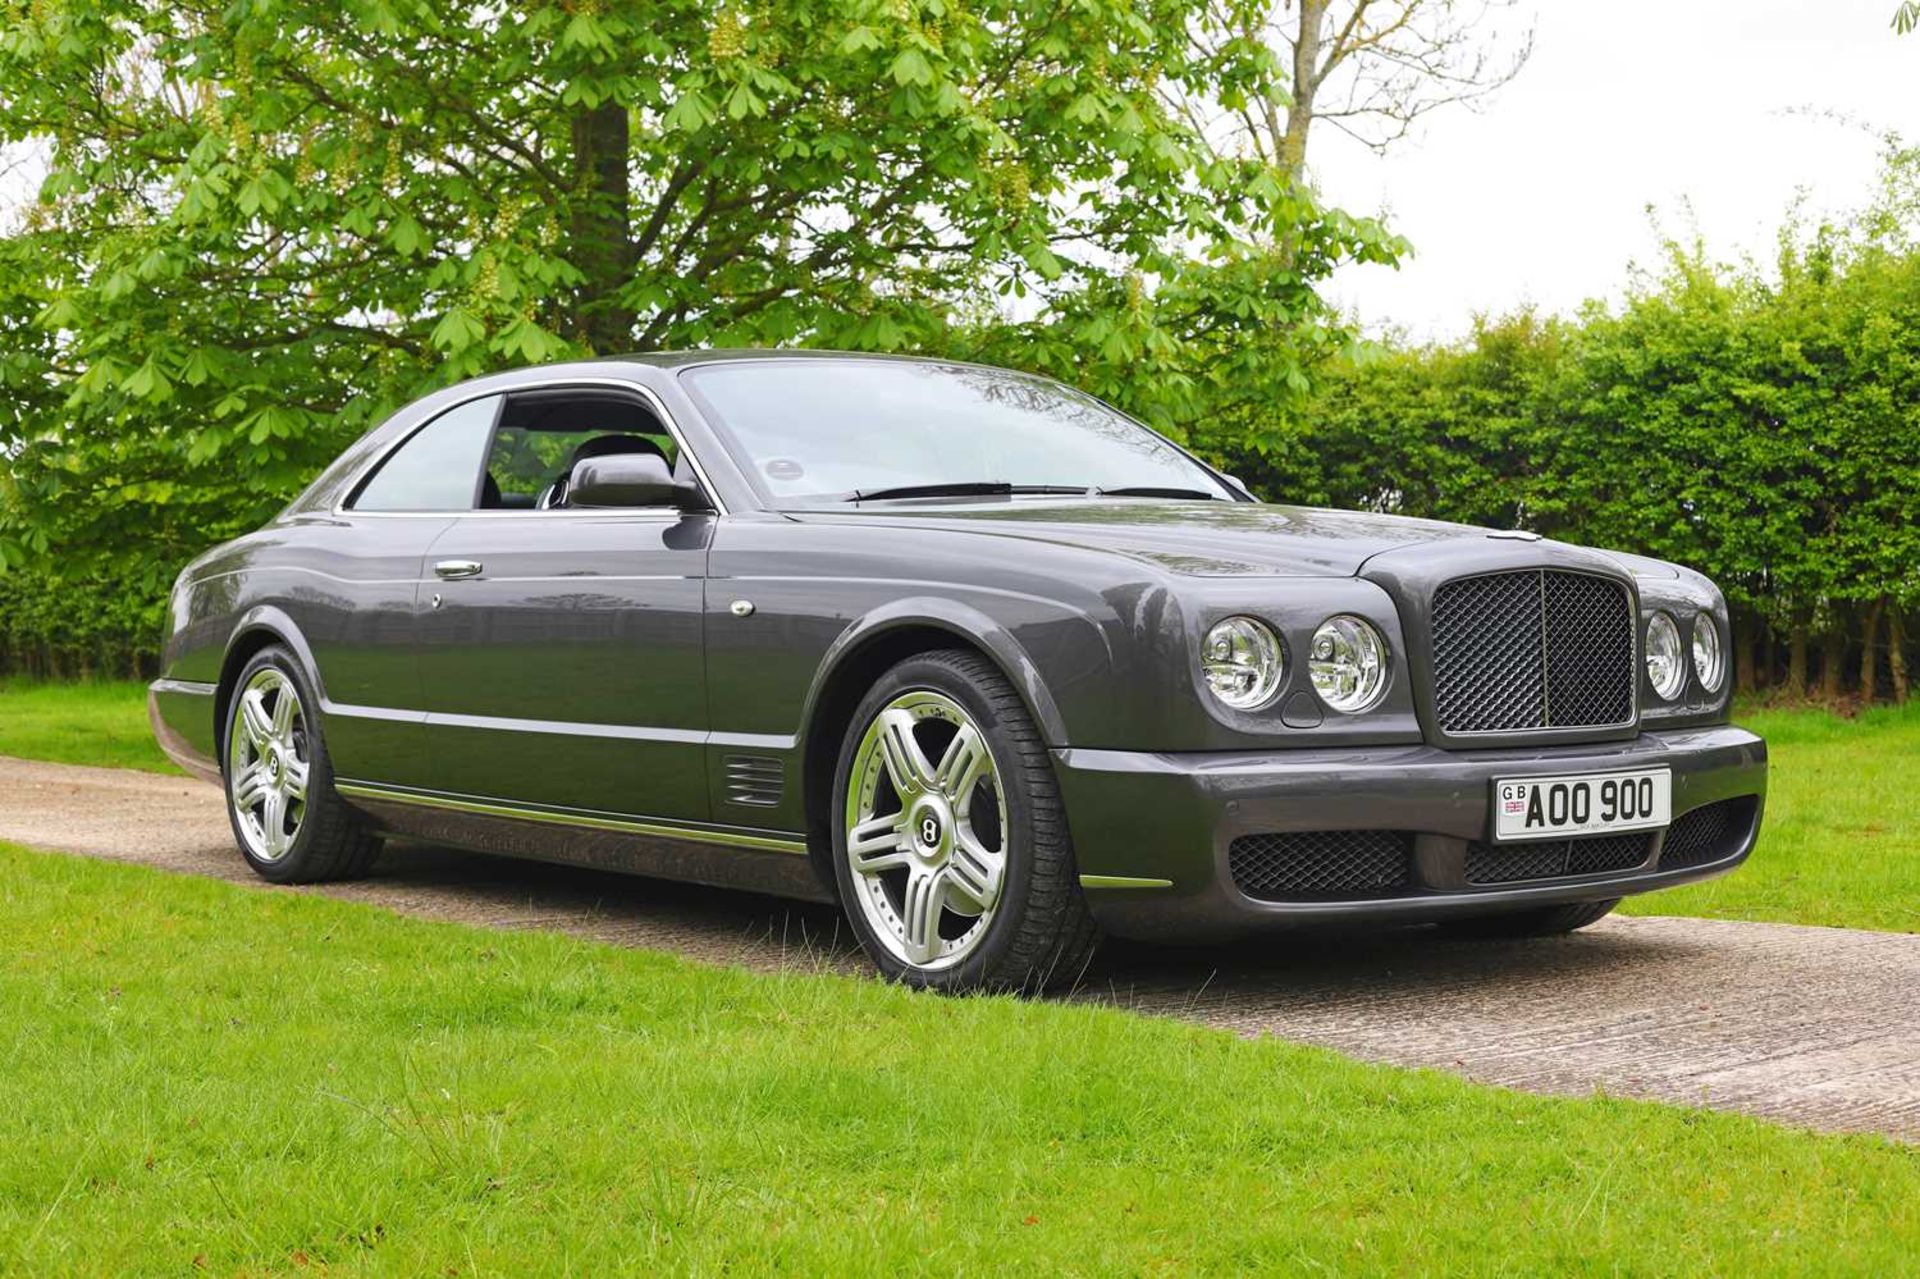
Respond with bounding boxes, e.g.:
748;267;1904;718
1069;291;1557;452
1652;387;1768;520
1691;613;1724;693
1201;616;1284;710
1645;611;1685;700
1309;615;1389;713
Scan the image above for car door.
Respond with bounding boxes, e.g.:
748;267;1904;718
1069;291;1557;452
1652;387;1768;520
413;388;714;821
298;392;503;789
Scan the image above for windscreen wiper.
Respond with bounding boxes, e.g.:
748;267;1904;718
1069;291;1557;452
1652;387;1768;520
844;482;1090;502
1093;485;1223;500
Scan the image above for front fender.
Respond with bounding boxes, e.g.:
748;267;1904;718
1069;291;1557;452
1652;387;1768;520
797;595;1082;752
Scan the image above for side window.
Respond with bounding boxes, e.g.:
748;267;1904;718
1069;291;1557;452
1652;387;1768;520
479;391;680;510
349;396;501;512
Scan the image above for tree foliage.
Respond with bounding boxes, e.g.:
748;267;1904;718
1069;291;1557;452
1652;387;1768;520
0;0;1401;672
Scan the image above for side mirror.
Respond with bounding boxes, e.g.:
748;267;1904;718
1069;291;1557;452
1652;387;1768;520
566;453;707;511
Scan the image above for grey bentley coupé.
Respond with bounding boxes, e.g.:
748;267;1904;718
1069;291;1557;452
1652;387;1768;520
150;353;1767;989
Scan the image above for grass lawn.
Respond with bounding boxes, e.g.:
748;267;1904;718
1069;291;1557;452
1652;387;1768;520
0;678;182;775
0;679;1913;931
1;843;1914;1274
1619;701;1920;933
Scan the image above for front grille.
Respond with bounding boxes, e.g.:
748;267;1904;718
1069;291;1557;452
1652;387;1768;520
1661;797;1757;870
1431;569;1635;733
1465;832;1651;884
1230;830;1412;901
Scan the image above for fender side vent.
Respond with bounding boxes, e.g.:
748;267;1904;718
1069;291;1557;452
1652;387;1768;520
724;754;784;807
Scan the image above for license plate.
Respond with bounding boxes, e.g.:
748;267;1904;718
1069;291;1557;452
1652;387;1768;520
1491;768;1671;842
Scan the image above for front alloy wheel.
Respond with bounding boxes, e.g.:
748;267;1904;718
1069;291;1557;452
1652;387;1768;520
831;649;1099;992
844;690;1009;970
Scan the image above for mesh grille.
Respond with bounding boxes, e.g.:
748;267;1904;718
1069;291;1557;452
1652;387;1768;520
1431;569;1635;733
1230;830;1412;901
1661;797;1757;870
1465;832;1651;884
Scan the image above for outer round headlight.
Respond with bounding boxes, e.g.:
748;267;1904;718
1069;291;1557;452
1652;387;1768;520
1201;616;1285;710
1645;611;1685;700
1309;615;1389;713
1691;613;1724;693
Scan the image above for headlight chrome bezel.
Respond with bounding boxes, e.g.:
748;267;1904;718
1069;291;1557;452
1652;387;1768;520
1645;610;1686;701
1200;615;1287;711
1690;612;1725;694
1309;615;1391;714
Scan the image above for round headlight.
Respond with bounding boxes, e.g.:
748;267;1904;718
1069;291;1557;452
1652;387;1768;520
1309;615;1389;713
1201;616;1285;710
1645;611;1685;700
1691;613;1724;693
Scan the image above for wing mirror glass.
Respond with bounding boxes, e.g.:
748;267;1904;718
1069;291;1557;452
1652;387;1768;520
566;453;708;511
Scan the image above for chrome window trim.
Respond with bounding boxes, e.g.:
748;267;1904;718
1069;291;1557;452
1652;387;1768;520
328;376;730;519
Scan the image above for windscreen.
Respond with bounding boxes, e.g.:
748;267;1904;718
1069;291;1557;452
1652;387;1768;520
681;359;1234;504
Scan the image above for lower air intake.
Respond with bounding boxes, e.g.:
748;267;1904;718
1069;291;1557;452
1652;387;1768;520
1465;832;1651;884
1660;797;1758;870
1229;830;1413;901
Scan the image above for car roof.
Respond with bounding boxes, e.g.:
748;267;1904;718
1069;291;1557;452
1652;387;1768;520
585;349;994;372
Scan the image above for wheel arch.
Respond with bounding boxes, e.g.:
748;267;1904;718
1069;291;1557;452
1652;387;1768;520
795;601;1070;880
214;607;325;755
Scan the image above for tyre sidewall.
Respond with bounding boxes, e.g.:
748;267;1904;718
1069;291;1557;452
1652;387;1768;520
221;645;335;882
830;655;1045;991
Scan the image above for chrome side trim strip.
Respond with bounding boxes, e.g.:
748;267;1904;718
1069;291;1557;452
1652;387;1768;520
150;678;219;696
1079;874;1174;889
333;781;808;854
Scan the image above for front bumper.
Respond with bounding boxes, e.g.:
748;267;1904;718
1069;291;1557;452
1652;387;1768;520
1055;724;1767;942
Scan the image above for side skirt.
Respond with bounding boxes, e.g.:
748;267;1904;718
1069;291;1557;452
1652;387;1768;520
335;782;835;905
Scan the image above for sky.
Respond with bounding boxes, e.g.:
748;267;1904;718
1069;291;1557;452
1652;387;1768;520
1312;0;1920;341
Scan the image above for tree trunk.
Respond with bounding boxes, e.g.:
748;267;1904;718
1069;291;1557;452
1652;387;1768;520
1859;597;1885;705
1758;624;1774;689
1733;615;1756;694
1279;0;1328;180
570;102;635;353
1786;625;1808;698
1891;609;1910;704
1820;625;1845;701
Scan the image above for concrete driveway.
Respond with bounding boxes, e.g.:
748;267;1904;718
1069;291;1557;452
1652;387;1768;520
2;754;1914;1141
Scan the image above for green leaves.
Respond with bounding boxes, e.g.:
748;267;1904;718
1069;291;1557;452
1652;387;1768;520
0;0;1408;673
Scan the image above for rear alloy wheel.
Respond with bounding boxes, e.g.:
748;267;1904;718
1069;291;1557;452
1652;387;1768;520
221;645;381;884
831;650;1098;992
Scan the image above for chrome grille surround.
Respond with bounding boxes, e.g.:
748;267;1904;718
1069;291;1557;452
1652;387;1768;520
1431;568;1636;735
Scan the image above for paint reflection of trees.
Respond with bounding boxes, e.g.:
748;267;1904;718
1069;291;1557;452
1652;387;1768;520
934;363;1186;465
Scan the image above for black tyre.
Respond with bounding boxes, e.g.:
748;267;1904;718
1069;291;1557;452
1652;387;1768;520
1439;897;1620;939
830;649;1100;992
220;645;381;884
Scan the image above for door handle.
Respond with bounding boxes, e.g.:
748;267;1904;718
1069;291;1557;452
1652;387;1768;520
433;559;483;580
